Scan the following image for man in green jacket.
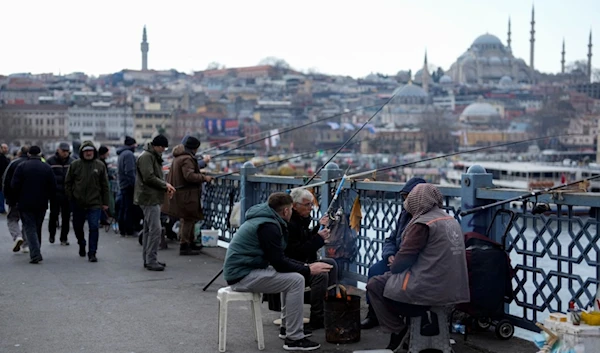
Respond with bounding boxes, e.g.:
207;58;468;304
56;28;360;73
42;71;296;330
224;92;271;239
223;192;332;351
134;135;175;271
65;141;110;263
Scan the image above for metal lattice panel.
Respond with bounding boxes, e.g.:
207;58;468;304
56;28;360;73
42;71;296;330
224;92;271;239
202;176;240;242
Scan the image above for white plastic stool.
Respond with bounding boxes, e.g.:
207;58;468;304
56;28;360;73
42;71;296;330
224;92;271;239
217;286;265;352
406;306;453;353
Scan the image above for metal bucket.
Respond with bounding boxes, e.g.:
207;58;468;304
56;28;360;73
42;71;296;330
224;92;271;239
324;294;361;343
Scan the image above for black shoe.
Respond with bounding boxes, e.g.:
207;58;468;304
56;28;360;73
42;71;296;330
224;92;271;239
283;337;320;351
61;241;70;246
49;234;55;244
88;253;98;262
306;317;324;330
146;263;165;271
29;255;43;264
279;326;313;339
78;244;86;257
385;326;408;351
189;242;203;251
179;244;200;256
361;305;380;329
144;261;166;268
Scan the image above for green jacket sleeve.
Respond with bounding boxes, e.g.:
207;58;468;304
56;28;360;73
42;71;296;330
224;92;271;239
100;163;110;206
138;154;167;191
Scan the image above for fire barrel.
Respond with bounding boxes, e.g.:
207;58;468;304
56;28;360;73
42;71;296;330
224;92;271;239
324;294;361;343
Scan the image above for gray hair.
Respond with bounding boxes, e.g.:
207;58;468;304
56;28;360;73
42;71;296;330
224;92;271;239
290;188;314;203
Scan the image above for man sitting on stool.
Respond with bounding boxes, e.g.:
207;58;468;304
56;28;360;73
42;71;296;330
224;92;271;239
286;188;337;331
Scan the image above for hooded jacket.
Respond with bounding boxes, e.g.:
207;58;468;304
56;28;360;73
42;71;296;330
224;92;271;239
381;177;427;260
134;143;167;206
161;144;207;220
11;156;56;211
117;145;137;189
64;141;110;209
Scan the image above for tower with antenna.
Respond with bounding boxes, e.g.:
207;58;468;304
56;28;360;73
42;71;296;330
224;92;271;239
561;39;566;74
530;6;535;81
507;17;512;50
588;30;593;83
141;26;149;71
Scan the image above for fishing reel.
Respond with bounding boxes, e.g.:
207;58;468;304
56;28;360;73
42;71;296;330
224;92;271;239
529;196;551;215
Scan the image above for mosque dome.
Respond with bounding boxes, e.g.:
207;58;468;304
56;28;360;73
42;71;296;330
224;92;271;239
499;76;513;86
392;83;429;98
460;100;501;124
472;34;504;47
489;56;502;65
439;75;453;84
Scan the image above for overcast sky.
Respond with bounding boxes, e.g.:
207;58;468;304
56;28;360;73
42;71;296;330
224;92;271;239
1;0;598;78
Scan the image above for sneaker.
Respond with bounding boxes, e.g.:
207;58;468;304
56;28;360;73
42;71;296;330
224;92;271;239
61;241;70;246
144;261;166;269
283;337;320;351
279;326;313;339
145;263;165;271
78;244;86;257
22;246;30;253
29;255;43;264
13;237;24;252
88;253;98;262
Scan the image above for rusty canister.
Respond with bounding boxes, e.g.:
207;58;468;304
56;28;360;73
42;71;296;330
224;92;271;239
324;294;361;343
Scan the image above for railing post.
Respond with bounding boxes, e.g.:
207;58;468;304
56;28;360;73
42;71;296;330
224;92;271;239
460;165;494;236
239;161;257;224
319;162;343;211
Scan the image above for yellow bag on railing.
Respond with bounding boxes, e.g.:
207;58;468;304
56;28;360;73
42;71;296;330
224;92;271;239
581;311;600;325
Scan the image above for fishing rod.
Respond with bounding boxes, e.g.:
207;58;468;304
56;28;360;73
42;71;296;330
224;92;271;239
460;174;600;216
210;104;382;159
211;139;364;179
199;135;250;155
302;93;398;185
290;134;580;191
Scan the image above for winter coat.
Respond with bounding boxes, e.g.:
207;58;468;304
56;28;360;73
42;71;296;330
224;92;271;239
0;153;9;180
381;177;427;260
64;141;110;210
161;144;207;221
11;156;57;211
2;156;29;206
46;152;75;200
117;145;136;189
285;209;325;263
134;143;167;206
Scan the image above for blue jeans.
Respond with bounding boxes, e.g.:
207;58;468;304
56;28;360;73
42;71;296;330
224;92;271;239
72;206;101;254
0;191;6;213
366;259;390;304
20;210;45;260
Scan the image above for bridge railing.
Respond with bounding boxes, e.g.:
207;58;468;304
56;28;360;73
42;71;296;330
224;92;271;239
201;162;600;331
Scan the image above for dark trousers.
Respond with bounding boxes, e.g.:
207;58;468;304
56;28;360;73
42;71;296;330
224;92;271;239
366;272;429;333
72;206;101;254
307;258;338;321
366;259;390;304
49;196;71;242
118;186;135;235
20;210;45;259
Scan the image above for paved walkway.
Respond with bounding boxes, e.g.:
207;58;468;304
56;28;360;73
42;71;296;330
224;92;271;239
0;215;537;353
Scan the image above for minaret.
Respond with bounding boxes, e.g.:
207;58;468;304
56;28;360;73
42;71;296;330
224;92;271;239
141;26;149;71
588;30;593;83
507;17;512;50
422;50;430;93
530;6;535;74
561;39;566;74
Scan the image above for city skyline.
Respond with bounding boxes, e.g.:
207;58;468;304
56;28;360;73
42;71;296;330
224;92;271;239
1;0;598;78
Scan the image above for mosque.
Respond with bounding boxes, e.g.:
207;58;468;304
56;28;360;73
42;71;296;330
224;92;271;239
419;7;593;86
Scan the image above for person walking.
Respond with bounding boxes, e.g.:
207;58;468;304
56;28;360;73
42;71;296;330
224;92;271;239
134;135;175;271
10;146;56;264
2;146;30;253
65;141;110;262
0;143;9;214
161;137;212;256
46;142;75;245
117;136;139;236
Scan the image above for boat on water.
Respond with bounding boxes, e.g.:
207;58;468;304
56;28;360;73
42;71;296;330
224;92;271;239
443;160;600;215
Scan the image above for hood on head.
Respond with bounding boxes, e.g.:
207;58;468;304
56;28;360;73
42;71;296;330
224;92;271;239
401;177;426;194
117;145;135;155
172;144;186;157
79;140;98;159
404;183;443;218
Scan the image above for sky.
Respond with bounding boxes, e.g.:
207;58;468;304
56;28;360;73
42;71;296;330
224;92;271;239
1;0;598;78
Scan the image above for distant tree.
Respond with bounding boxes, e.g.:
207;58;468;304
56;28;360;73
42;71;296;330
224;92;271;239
259;57;291;69
407;69;412;80
529;95;576;140
593;68;600;83
566;60;589;75
431;67;445;83
206;62;225;70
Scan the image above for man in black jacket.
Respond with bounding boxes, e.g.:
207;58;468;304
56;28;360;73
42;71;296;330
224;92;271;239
2;146;29;253
286;188;337;330
46;142;75;245
0;143;9;214
11;146;56;263
117;136;138;236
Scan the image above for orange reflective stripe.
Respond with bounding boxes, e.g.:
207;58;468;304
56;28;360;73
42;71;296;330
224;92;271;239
402;272;411;290
425;216;453;226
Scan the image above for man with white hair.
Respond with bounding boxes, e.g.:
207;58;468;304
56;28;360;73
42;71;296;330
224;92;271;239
285;188;338;331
